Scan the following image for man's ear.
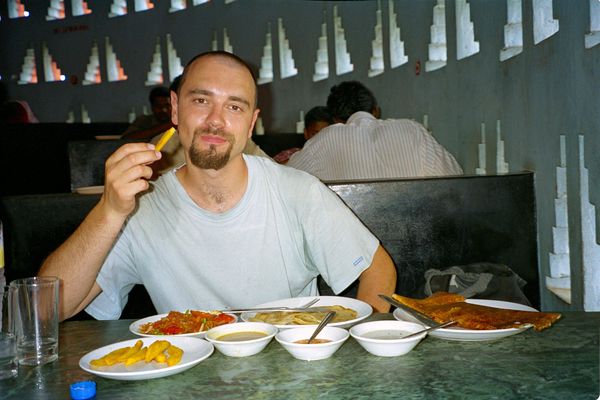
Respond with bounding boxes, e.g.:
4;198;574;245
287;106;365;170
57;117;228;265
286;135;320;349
248;108;260;138
372;106;381;119
170;91;178;125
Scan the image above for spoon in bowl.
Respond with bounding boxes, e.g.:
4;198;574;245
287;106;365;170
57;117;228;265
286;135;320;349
399;320;457;340
307;311;336;344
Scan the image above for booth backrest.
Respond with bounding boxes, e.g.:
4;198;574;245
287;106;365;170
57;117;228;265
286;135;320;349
0;171;539;315
327;172;539;307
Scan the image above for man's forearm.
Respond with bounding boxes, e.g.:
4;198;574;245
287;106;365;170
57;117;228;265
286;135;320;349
38;201;126;320
356;245;397;313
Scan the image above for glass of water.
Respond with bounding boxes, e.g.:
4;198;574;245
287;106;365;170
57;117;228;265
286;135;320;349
0;286;17;379
10;277;59;366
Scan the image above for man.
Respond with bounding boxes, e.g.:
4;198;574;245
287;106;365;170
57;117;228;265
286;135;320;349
273;106;333;164
122;86;173;140
38;52;396;321
287;81;463;180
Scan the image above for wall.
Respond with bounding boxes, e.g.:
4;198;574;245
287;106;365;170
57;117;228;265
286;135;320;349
1;0;599;311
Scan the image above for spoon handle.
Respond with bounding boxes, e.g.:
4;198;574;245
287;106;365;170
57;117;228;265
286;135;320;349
401;320;457;340
307;311;336;343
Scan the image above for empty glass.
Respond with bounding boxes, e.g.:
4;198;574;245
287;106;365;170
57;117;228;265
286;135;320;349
10;277;59;366
0;286;17;379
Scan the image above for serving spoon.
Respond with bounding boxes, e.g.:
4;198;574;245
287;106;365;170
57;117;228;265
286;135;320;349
398;320;457;340
307;311;337;344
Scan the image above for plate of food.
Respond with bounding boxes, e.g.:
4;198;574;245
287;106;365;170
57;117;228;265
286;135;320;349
241;296;372;329
129;310;237;338
79;337;213;380
392;292;561;341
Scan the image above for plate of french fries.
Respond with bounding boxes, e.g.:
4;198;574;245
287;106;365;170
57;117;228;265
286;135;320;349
79;337;214;380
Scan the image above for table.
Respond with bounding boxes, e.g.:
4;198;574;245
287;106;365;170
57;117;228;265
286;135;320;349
1;313;598;399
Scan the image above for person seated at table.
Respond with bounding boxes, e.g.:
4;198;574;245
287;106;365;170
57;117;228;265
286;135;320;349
0;100;39;123
150;75;270;177
38;51;396;321
287;81;463;180
122;86;174;140
273;106;333;164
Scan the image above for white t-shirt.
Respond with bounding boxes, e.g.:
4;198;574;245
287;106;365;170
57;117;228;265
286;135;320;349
86;155;379;319
287;111;463;180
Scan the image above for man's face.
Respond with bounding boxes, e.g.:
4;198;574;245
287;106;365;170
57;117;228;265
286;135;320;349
172;56;259;171
304;120;330;140
151;96;172;124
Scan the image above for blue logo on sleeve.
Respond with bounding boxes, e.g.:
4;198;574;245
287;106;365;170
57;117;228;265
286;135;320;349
352;256;364;266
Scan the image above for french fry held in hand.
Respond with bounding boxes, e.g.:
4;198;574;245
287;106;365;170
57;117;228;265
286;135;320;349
90;340;184;369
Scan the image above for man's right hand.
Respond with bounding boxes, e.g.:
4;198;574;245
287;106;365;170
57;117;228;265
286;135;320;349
102;142;162;217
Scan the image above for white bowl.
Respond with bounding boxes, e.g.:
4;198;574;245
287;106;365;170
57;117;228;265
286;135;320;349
205;322;277;357
349;320;426;357
275;326;349;361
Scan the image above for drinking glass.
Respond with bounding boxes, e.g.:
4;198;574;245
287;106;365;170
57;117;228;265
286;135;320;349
10;277;59;366
0;286;17;379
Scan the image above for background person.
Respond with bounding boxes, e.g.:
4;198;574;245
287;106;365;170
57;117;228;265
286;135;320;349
273;106;333;164
287;81;463;180
122;86;173;140
38;51;396;321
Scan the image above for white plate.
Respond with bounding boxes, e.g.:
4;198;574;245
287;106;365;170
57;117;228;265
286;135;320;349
74;185;104;195
129;312;238;338
393;299;537;341
241;296;372;329
79;337;213;381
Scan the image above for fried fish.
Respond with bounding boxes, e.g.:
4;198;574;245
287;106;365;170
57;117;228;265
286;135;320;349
392;292;561;331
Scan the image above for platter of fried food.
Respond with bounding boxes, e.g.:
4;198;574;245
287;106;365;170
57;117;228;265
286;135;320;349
79;337;213;380
242;296;372;329
130;310;237;338
392;292;561;341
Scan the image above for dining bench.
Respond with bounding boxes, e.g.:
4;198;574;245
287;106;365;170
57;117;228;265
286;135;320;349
0;171;539;315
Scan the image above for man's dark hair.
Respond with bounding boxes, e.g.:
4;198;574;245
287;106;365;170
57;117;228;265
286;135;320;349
179;51;258;106
148;86;170;104
326;81;378;122
169;74;182;93
304;106;333;127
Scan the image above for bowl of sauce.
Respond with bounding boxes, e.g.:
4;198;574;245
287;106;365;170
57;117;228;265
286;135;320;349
349;320;427;357
205;322;278;357
275;326;349;361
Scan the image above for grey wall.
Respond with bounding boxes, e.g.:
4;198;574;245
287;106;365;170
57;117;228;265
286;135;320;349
1;0;598;311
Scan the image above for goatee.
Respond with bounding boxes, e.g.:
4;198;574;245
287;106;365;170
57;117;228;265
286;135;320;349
189;127;235;170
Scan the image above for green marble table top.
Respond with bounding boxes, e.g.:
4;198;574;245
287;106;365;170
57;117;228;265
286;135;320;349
1;312;598;399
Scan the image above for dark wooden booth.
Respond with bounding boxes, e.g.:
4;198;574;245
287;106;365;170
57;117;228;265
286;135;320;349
0;171;539;321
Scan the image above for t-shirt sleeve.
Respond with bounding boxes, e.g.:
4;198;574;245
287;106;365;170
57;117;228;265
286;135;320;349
297;177;380;294
85;227;140;320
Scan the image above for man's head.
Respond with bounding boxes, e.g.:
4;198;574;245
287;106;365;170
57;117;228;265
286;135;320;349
149;86;172;124
304;106;333;140
172;51;259;171
326;81;380;123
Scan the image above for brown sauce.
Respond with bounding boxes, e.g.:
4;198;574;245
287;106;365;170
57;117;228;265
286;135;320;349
293;338;332;344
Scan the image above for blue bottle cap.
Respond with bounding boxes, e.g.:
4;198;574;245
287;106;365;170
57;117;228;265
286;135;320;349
70;380;96;400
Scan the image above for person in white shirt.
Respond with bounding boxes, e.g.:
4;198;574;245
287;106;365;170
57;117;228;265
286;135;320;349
38;52;396;320
287;81;463;180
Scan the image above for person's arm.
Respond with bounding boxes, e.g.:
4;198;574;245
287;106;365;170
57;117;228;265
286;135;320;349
38;142;161;321
356;245;397;313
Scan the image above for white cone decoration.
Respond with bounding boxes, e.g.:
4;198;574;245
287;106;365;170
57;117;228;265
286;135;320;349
223;28;233;53
166;34;184;82
108;0;127;17
81;104;91;123
83;42;101;85
500;0;523;61
368;1;385;78
18;46;38;85
42;42;65;82
145;37;164;86
495;120;509;174
455;0;479;60
71;0;92;16
46;0;65;20
296;110;305;134
426;0;447;72
585;0;600;49
312;12;329;82
278;18;298;79
8;0;29;18
258;24;274;85
105;36;128;82
193;0;210;5
169;0;185;13
211;31;219;51
533;0;559;45
135;0;155;12
388;0;408;69
475;122;486;175
333;6;353;76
